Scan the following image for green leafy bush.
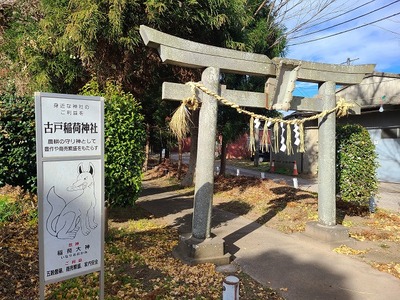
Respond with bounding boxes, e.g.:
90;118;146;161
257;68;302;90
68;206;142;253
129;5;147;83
0;95;37;192
82;80;146;206
336;124;379;205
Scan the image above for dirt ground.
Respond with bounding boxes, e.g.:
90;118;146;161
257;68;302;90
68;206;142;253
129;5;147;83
147;160;400;280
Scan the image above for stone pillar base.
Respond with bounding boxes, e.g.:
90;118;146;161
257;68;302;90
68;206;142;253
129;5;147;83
305;221;349;243
173;233;231;266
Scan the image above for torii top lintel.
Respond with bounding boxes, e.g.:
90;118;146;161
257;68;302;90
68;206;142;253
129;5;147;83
140;25;375;85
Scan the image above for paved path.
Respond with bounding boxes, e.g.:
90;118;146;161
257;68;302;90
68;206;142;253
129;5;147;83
138;180;400;300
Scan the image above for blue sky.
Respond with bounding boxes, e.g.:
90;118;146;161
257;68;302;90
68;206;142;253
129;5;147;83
278;0;400;97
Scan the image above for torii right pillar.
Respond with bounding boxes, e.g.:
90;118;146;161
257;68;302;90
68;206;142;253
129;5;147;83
305;81;349;243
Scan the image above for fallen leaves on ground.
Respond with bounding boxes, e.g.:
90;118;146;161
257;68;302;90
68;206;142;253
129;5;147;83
0;221;38;299
0;203;283;299
212;174;400;280
213;175;318;233
146;162;398;276
147;161;400;281
2;159;400;299
333;245;367;255
370;262;400;279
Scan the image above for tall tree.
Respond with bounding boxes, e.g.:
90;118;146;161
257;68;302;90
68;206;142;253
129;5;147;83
1;0;288;184
0;0;347;95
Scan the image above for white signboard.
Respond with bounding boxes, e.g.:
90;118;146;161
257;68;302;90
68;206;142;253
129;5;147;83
35;92;104;299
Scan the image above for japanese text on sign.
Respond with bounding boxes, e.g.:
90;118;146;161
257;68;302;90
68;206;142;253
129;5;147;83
43;122;98;134
45;241;99;278
40;97;102;157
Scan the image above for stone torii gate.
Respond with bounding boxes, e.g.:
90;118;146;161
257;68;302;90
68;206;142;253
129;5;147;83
140;25;375;265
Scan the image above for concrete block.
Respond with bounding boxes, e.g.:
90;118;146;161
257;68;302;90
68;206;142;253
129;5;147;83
305;221;349;243
173;233;231;266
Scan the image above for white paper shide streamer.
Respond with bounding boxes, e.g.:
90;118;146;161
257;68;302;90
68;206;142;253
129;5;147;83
280;122;286;152
294;124;300;146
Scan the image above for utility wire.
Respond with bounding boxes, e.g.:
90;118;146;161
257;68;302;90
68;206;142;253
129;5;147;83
288;10;400;46
291;0;400;40
296;0;376;34
371;24;400;35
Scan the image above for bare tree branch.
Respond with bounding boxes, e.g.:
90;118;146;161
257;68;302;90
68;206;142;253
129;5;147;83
255;0;350;49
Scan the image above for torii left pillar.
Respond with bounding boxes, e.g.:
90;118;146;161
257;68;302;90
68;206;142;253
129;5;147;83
173;67;231;265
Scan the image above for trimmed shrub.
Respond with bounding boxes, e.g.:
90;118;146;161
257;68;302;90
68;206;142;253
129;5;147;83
82;80;146;206
0;95;37;192
336;124;379;205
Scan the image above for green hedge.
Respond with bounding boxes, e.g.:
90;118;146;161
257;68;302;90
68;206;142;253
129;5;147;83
0;95;37;192
1;82;146;206
336;124;379;205
81;80;146;206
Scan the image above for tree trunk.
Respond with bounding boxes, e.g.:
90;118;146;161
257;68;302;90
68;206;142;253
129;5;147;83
159;149;163;164
180;110;199;187
142;123;150;171
165;147;170;160
177;139;183;179
219;137;227;177
158;128;163;164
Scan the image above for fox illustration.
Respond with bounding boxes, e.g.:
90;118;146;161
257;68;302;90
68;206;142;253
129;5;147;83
46;162;98;240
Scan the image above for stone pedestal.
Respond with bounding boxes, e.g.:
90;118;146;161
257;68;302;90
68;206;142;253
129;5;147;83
173;233;231;266
305;221;349;243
